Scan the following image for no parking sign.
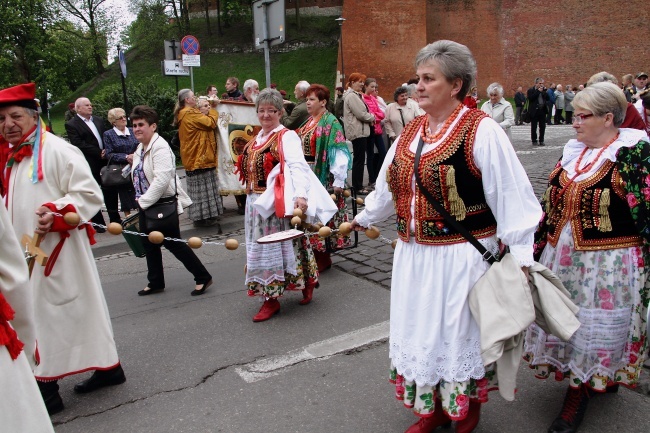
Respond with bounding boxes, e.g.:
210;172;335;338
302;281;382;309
181;35;200;55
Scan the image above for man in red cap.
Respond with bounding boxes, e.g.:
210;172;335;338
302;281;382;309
0;82;125;415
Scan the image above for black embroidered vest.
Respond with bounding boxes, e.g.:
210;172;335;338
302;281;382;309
544;161;642;250
240;132;281;194
387;110;497;245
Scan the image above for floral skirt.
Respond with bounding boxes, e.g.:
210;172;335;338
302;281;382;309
524;224;649;392
309;192;351;252
389;362;497;420
244;193;318;298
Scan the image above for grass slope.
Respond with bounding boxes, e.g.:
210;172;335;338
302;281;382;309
49;17;339;133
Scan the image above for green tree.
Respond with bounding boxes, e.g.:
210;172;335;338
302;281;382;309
92;77;177;142
50;0;112;74
123;0;172;58
0;0;49;87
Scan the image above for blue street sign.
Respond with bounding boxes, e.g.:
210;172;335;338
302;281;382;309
119;49;127;77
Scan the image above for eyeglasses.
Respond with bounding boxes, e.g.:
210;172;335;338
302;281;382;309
572;113;594;124
257;109;279;115
118;115;127;120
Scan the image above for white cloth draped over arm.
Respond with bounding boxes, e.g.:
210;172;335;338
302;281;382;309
355;142;398;227
473;118;542;266
330;150;349;188
281;129;311;200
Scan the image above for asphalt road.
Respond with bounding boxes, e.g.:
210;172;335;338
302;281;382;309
50;123;650;433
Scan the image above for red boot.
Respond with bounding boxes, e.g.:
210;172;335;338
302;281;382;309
299;282;318;305
405;399;451;433
253;298;280;322
455;400;481;433
314;250;332;273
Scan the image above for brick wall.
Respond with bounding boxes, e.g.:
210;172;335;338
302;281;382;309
342;0;649;100
340;0;427;100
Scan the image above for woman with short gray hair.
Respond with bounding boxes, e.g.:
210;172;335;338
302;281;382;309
237;88;335;321
526;81;650;433
480;82;515;140
103;106;139;223
352;40;541;433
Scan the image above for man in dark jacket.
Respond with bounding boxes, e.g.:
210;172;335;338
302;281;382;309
64;97;108;229
514;86;526;125
527;78;548;146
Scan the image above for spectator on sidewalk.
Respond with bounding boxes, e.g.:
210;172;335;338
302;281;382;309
514;86;526;125
554;84;565;124
527;77;548;145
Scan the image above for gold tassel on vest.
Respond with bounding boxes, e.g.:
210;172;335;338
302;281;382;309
446;166;467;220
598;188;612;232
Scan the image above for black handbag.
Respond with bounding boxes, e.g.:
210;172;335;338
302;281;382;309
142;147;179;234
100;155;131;188
521;99;531;124
143;195;178;233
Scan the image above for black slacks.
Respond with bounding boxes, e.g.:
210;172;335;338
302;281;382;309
140;212;211;290
351;136;368;192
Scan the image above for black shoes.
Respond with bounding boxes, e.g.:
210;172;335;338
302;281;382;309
190;279;213;296
74;365;126;394
38;380;64;415
532;141;539;146
539;141;545;146
138;287;164;296
547;385;591;433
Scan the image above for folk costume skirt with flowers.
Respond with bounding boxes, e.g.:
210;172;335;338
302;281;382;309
309;188;352;253
244;193;318;298
388;237;500;420
524;223;649;392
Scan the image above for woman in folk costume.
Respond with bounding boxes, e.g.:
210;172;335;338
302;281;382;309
0;198;53;432
236;88;336;321
351;41;541;433
525;82;650;433
296;83;352;272
0;83;125;415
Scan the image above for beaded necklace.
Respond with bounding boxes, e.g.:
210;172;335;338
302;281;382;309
421;103;463;144
573;132;619;176
550;132;620;212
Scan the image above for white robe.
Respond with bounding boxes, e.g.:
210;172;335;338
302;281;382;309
0;200;54;432
6;131;119;380
356;107;542;386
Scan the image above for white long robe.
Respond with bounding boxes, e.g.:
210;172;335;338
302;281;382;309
356;107;542;386
6;131;119;380
0;199;53;432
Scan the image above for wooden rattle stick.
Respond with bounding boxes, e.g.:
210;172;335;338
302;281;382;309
21;232;49;277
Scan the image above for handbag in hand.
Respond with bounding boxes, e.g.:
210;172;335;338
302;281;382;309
520;99;531;124
100;155;131;188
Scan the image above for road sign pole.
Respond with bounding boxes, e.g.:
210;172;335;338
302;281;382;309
190;67;194;93
170;39;179;92
261;2;271;88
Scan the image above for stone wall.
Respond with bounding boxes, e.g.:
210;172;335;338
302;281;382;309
338;0;427;98
341;0;649;100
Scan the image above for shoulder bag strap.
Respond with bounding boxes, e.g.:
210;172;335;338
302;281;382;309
143;137;178;197
413;137;497;264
